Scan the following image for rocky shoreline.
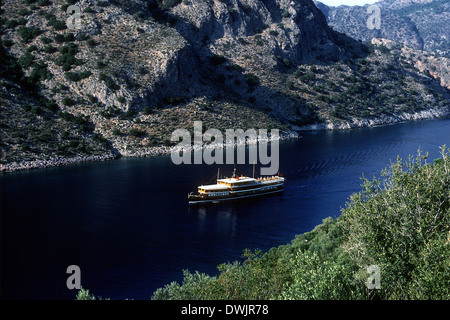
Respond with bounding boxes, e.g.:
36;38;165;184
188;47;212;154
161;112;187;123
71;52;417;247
295;108;450;131
0;131;300;174
0;153;119;173
3;111;450;174
2;110;450;174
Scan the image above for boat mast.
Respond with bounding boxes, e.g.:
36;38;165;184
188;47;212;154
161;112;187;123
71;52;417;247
217;167;220;182
253;161;255;178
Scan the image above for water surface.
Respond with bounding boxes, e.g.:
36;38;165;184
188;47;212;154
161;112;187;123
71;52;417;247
1;118;449;299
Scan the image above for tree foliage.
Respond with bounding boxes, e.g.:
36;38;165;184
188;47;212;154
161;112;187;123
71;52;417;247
340;146;450;299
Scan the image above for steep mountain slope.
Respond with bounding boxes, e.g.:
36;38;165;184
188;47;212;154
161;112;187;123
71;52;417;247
315;0;450;56
1;0;449;171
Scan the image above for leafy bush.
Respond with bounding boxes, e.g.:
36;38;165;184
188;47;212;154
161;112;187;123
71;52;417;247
47;16;66;30
76;288;98;300
87;95;98;103
18;26;41;43
86;38;96;47
43;45;57;53
4;19;19;29
340;147;450;299
142;106;154;115
100;106;122;118
209;54;227;66
156;0;181;10
37;0;50;6
245;73;259;87
162;96;186;106
29;62;52;83
18;9;32;16
129;128;146;137
62;97;73;106
18;51;35;68
98;73;119;91
56;43;78;70
133;11;145;21
65;72;80;81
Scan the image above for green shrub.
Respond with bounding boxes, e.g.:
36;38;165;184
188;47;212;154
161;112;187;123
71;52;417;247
18;26;41;43
112;128;121;136
18;9;32;16
4;19;18;29
31;105;43;114
129;128;146;137
87;38;96;47
2;39;13;47
37;0;50;6
340;147;450;299
62;97;73;106
100;107;122;118
79;70;92;79
162;96;186;106
143;106;153;115
56;43;78;69
96;61;107;69
209;55;227;66
245;73;259;87
65;72;80;81
157;0;181;10
29;62;51;83
76;288;97;300
43;45;57;53
87;95;98;103
43;98;58;112
47;16;66;30
133;11;145;21
18;51;35;68
21;143;31;152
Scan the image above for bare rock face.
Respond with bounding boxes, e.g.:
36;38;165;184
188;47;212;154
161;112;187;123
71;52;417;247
1;0;449;171
316;0;450;56
171;0;340;64
372;38;450;89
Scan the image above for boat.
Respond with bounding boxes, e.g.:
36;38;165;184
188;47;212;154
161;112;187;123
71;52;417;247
188;168;285;205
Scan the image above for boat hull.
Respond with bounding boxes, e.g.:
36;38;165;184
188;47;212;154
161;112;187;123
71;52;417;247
188;184;284;205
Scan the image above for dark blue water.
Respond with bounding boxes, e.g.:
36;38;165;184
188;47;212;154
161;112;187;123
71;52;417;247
1;118;449;300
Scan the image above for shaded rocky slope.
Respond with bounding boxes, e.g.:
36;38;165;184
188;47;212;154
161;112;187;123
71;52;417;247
1;0;449;171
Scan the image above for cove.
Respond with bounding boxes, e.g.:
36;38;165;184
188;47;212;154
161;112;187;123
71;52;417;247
1;118;449;300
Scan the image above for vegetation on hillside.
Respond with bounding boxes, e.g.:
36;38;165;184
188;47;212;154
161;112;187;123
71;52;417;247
1;0;449;170
77;146;450;300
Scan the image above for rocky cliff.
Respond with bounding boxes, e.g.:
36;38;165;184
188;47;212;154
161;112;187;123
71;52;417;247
1;0;449;172
315;0;450;56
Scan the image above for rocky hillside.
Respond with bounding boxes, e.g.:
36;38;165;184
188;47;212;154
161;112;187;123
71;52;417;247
315;0;450;56
1;0;449;171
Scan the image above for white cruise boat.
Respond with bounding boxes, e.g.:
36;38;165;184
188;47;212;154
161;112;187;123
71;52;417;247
188;168;285;205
